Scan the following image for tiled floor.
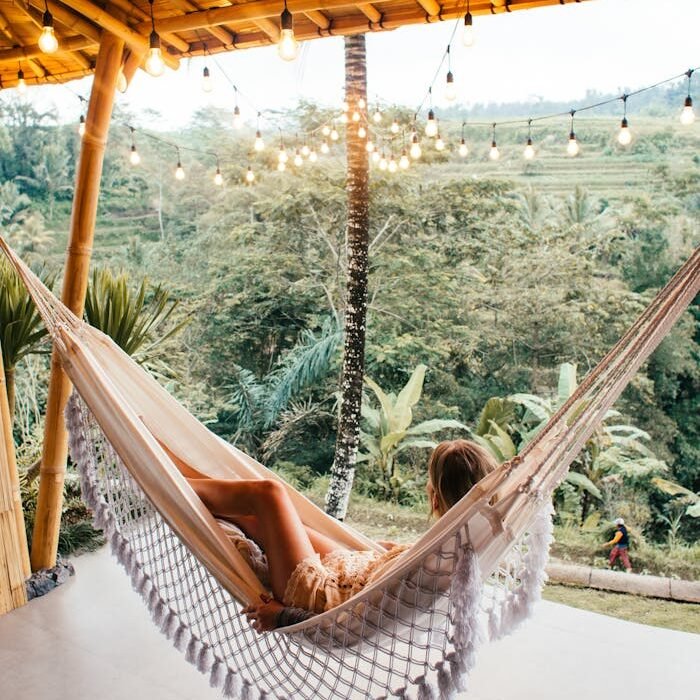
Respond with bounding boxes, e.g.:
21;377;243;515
1;548;698;700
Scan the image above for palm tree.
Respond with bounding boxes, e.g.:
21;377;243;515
325;34;370;520
0;258;53;420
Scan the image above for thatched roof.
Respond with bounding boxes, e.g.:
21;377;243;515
0;0;590;88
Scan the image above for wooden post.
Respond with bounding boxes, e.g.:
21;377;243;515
0;341;29;614
30;32;124;571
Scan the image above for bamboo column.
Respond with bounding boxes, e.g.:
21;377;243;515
0;341;29;614
30;32;125;571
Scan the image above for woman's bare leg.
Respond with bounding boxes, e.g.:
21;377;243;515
188;478;315;601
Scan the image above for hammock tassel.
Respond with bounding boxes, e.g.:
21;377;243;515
222;669;241;698
436;661;454;700
197;643;215;674
209;658;226;689
173;622;190;652
185;636;202;664
416;677;436;700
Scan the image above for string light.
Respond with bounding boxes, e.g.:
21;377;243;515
233;105;243;129
202;66;213;93
214;162;224;186
308;147;318;163
17;68;26;94
379;152;388;170
352;111;361;122
435;130;445;151
322;125;331;137
425;90;438;136
278;1;299;62
254;113;264;151
145;0;165;77
390;118;400;134
445;46;456;102
277;161;286;172
523;119;535;160
399;150;410;169
39;2;59;54
301;142;310;157
388;154;398;173
245;166;255;183
373;107;382;124
358;125;366;139
680;69;695;125
489;123;500;161
567;110;580;157
462;0;475;47
371;150;380;164
366;140;375;153
294;148;303;166
320;140;330;154
459;121;469;157
358;97;366;109
617;95;632;146
175;149;185;180
410;133;422;160
78;114;86;137
129;128;141;165
330;126;339;141
278;139;288;164
339;112;349;125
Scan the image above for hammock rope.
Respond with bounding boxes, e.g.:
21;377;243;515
2;237;698;700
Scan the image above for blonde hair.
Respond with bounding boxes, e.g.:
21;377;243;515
427;439;498;517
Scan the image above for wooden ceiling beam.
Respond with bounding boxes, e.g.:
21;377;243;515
253;17;280;41
25;0;101;43
415;0;441;17
0;35;95;63
0;66;92;85
169;0;234;48
356;3;382;23
57;0;179;69
305;9;331;30
26;57;45;77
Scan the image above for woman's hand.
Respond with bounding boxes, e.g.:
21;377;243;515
241;595;285;633
377;540;399;550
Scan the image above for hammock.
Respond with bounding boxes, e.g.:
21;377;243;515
3;237;698;700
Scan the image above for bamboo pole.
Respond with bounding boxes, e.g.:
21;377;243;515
30;31;125;572
0;342;29;615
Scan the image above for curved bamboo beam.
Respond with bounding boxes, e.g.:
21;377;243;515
30;32;125;572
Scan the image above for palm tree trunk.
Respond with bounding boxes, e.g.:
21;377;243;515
325;35;369;520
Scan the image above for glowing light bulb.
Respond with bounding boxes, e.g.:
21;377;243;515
202;66;213;92
78;115;86;137
254;131;265;151
277;161;286;172
390;118;400;134
145;31;165;76
352;111;361;122
342;101;349;112
246;167;255;183
410;136;422;160
462;12;475;47
445;71;456;102
459;139;469;157
294;150;303;166
278;145;288;164
489;141;500;161
366;140;375;153
388;157;398;173
373;110;382;124
617;118;632;146
301;144;310;157
399;151;409;170
330;128;339;141
567;132;580;157
309;149;318;163
320;140;330;154
371;151;380;164
175;162;185;180
358;98;366;109
680;97;695;125
435;134;445;151
339;112;349;125
523;138;535;160
233;105;243;129
116;69;128;93
17;69;26;94
129;145;141;165
379;154;388;171
425;110;438;137
214;167;223;186
278;6;299;61
39;11;58;54
322;125;331;137
358;125;366;139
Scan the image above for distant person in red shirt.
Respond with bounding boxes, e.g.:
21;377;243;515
605;517;632;573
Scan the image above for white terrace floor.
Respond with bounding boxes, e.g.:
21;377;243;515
1;548;698;700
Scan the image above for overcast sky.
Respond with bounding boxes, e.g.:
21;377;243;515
17;0;700;130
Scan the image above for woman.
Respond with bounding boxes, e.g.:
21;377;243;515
183;439;497;632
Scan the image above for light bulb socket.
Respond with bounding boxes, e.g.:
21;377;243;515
149;30;160;50
412;134;419;144
281;6;293;31
620;117;628;128
491;140;497;147
569;131;576;139
80;115;85;124
462;138;466;145
42;10;53;28
464;12;472;27
18;69;24;80
527;137;533;146
256;129;261;138
446;71;454;84
203;66;210;78
130;145;137;153
234;105;240;115
428;109;434;121
685;96;693;108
